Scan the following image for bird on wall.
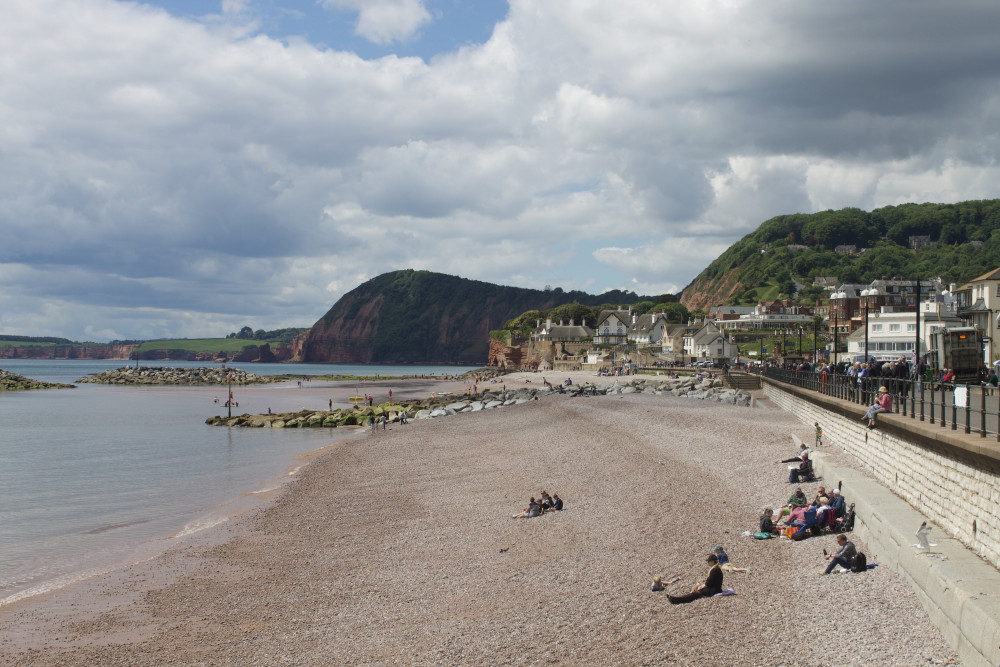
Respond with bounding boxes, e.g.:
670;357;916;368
914;521;937;550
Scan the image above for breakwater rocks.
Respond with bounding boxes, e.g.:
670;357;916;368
0;369;74;390
604;376;753;405
76;366;271;386
207;376;751;428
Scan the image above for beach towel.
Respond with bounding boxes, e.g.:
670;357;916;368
713;588;738;596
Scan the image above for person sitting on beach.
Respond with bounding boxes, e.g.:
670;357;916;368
712;545;747;573
861;386;892;429
813;486;828;504
667;553;724;604
775;488;809;522
814;497;833;526
539;491;553;509
788;453;812;483
822;534;857;574
759;508;779;535
829;488;845;517
512;497;542;519
550;494;563;510
651;576;665;592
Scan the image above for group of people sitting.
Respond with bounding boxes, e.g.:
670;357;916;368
512;491;564;518
759;484;853;540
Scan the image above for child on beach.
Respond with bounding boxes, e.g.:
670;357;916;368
712;545;747;573
814;422;823;447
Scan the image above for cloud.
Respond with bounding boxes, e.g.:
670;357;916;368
321;0;432;44
2;0;1000;340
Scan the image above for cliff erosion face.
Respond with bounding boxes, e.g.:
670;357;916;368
301;293;384;363
301;270;588;365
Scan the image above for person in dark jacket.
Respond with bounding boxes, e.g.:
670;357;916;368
668;554;724;604
823;534;857;574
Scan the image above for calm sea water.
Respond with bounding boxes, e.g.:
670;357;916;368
0;360;477;606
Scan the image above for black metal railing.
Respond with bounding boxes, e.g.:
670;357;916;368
762;367;1000;441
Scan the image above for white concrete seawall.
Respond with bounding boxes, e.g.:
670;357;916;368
764;380;1000;667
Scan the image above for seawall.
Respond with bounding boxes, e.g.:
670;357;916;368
764;378;1000;667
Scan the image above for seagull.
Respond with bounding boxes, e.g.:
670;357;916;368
914;521;937;549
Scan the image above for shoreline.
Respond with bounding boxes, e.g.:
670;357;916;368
0;376;476;611
0;373;959;664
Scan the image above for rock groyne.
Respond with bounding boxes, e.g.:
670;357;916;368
76;366;271;386
0;369;74;390
206;376;751;428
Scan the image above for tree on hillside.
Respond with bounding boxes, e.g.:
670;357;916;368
653;302;689;322
632;301;655;316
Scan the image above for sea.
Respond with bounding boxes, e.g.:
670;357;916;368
0;359;477;607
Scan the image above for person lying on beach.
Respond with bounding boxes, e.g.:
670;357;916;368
512;497;542;519
712;545;747;573
651;575;680;592
779;444;809;463
667;554;724;604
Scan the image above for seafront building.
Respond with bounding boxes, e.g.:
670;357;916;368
844;290;963;363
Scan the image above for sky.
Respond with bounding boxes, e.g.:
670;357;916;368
3;0;1000;342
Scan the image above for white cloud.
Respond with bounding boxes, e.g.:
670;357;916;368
2;0;1000;340
321;0;432;44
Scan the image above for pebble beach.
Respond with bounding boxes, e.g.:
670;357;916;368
0;372;960;665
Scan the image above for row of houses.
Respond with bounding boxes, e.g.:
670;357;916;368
509;268;1000;370
530;310;737;365
823;270;1000;363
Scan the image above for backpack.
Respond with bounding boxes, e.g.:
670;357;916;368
851;552;867;572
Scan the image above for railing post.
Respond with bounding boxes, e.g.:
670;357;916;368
981;387;987;438
951;387;957;430
919;378;924;422
965;387;971;434
929;383;935;424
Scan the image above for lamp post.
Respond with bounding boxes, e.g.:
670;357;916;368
834;310;839;368
813;318;818;364
798;327;802;355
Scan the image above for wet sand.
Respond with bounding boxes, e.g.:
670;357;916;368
0;375;959;665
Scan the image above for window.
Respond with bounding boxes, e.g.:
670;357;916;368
872;324;883;332
889;324;901;332
907;324;917;332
